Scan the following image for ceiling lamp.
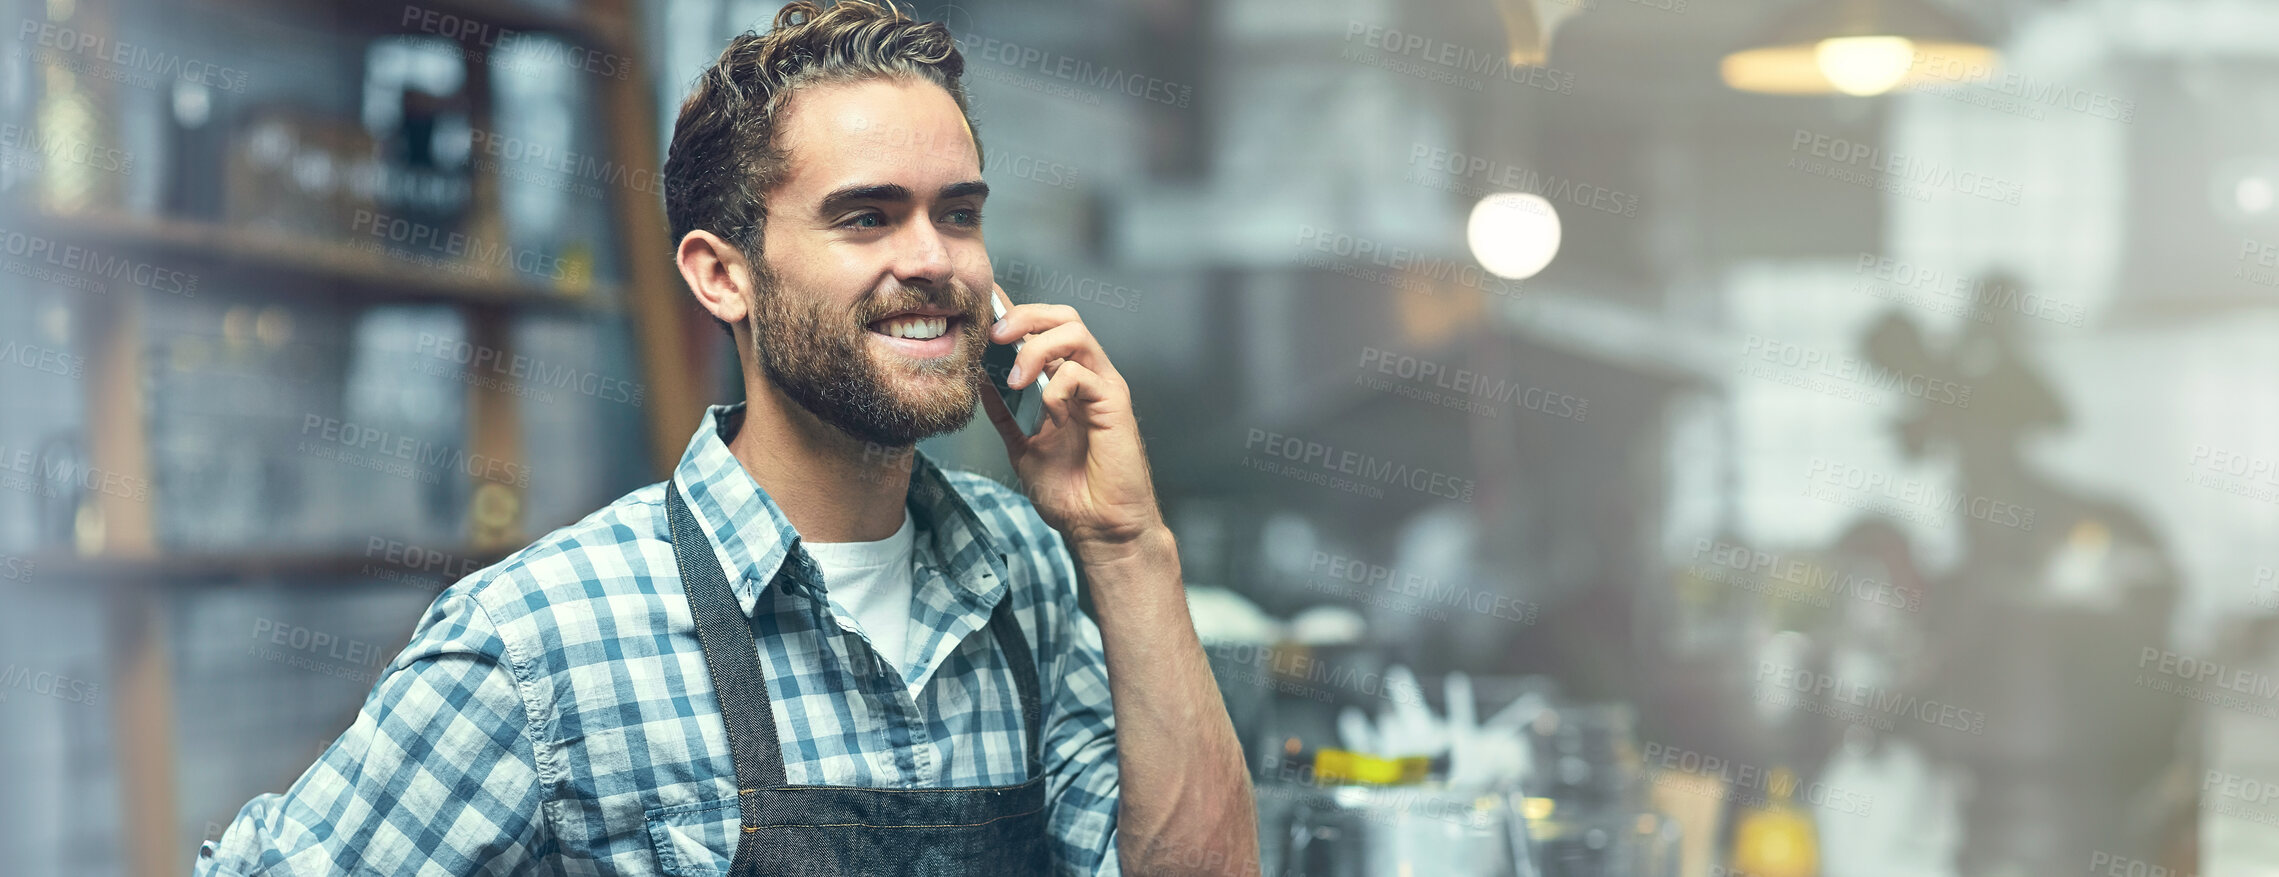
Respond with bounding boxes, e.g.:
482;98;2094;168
1486;0;1586;67
1722;0;1999;97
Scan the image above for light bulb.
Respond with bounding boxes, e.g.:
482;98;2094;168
2238;177;2275;216
1468;193;1562;280
1814;35;1917;96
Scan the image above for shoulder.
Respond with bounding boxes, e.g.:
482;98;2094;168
426;480;677;661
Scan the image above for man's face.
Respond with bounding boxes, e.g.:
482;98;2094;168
747;77;993;447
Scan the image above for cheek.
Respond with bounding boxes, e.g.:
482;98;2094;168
759;225;852;287
961;253;994;296
766;249;868;314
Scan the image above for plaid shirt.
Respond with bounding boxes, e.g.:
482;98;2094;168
196;403;1123;876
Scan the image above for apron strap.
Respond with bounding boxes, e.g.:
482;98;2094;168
667;484;788;797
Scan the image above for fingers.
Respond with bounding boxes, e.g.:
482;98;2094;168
985;293;1129;430
1001;318;1118;391
989;301;1082;345
1038;358;1125;429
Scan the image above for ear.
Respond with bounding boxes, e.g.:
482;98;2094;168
677;230;755;326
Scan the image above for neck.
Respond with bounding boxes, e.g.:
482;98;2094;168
726;368;915;544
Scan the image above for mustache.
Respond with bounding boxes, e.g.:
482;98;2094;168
854;279;986;325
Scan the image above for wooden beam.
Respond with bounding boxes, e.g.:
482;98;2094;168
84;277;176;877
465;308;527;550
594;0;711;478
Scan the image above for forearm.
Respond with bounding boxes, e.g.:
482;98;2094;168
1074;527;1260;877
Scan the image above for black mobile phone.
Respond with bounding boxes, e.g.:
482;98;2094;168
985;294;1048;435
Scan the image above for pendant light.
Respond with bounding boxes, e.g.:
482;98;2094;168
1486;0;1586;67
1722;0;1999;96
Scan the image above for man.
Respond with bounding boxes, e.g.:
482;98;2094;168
193;2;1257;874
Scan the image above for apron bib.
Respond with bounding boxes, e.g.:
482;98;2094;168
666;483;1053;877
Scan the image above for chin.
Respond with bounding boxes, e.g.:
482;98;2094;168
854;374;984;446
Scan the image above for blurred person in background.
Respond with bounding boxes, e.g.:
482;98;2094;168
193;2;1256;874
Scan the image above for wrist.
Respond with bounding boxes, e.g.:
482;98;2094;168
1070;524;1177;578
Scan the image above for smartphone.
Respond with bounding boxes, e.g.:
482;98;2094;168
986;293;1049;435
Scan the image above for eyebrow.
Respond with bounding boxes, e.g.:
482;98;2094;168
816;180;990;218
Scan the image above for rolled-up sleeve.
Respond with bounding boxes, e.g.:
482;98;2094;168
193;588;548;876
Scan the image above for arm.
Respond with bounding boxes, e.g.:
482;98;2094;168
194;589;548;876
983;293;1260;876
1077;528;1258;876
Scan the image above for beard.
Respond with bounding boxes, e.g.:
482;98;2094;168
746;259;990;448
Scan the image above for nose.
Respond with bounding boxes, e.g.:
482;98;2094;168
890;219;955;293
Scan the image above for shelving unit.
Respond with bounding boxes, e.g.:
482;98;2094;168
16;206;627;312
9;0;707;873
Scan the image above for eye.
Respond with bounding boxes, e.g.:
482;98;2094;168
839;211;886;230
944;207;982;227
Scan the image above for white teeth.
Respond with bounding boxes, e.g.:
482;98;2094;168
878;315;947;340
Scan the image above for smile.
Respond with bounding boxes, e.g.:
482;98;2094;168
866;312;964;359
872;314;951;340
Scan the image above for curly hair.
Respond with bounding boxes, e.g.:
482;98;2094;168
663;0;981;336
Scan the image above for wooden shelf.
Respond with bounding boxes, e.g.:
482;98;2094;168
19;546;519;588
212;0;633;55
17;207;622;314
377;0;630;50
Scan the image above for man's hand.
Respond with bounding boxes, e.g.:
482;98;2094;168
980;285;1167;554
979;285;1261;876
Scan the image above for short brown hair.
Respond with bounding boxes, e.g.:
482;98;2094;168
664;0;981;337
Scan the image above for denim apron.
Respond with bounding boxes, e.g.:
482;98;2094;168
666;484;1053;877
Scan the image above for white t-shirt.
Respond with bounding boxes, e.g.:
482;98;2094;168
801;507;923;699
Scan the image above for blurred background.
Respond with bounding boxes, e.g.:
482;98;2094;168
6;0;2279;874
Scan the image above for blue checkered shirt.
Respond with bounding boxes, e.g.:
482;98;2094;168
195;403;1123;876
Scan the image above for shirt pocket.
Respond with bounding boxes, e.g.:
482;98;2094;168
644;797;740;877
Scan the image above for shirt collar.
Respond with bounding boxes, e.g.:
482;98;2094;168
669;402;1014;618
